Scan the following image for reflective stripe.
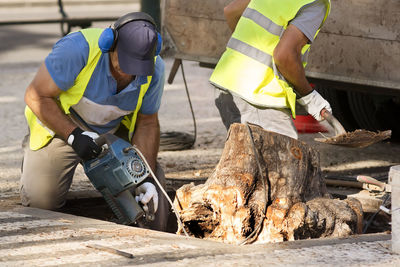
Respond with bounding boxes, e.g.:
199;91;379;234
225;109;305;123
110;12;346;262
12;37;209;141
36;118;54;136
210;81;289;110
228;38;309;68
229;6;312;68
227;38;272;67
242;8;283;36
72;97;131;125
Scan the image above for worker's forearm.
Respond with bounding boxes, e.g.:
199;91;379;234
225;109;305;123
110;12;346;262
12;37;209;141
25;87;77;140
131;116;160;173
274;52;313;97
273;24;313;97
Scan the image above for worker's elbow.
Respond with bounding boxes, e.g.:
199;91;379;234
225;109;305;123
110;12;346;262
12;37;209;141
273;47;296;69
223;6;230;18
24;84;43;110
24;84;34;106
224;0;248;23
223;1;237;17
223;6;235;23
273;47;287;68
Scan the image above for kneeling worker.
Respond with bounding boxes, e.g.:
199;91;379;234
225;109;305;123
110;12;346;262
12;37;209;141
20;12;168;231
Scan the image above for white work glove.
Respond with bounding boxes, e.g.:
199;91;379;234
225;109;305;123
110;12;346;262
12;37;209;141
135;182;158;213
297;90;332;121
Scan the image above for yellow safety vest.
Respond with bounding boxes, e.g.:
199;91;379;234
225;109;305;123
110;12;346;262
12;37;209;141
210;0;330;117
25;28;153;150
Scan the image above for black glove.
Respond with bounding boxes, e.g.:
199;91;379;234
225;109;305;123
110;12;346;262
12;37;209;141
67;127;102;161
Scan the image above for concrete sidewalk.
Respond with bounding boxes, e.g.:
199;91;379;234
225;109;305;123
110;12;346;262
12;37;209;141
0;207;398;266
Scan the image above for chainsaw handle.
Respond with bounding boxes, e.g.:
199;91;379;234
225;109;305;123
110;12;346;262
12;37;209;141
94;135;108;147
321;109;346;135
93;134;119;157
94;133;120;147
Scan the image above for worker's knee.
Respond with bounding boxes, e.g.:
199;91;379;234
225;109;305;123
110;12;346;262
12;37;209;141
20;183;66;210
19;137;78;210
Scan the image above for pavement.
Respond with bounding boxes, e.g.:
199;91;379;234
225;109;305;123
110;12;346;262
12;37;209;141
0;207;398;266
1;1;400;266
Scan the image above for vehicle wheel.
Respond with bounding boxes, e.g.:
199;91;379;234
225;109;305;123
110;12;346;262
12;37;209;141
314;84;359;131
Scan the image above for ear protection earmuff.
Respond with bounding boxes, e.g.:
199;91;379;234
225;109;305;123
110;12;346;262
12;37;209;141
98;12;162;55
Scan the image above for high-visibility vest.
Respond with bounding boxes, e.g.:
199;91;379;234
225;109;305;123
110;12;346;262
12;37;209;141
25;28;153;150
210;0;331;117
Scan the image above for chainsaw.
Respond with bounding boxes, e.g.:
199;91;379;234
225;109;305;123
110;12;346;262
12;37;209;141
83;133;154;225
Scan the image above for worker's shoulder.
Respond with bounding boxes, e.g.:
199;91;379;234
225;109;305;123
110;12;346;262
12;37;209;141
52;31;89;56
46;31;90;78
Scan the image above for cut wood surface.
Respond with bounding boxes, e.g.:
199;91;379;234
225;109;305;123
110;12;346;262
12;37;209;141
174;123;363;244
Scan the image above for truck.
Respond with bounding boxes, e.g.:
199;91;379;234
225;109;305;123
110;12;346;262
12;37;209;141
161;0;400;139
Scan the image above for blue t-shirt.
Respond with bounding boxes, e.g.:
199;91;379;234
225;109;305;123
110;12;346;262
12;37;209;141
45;31;165;134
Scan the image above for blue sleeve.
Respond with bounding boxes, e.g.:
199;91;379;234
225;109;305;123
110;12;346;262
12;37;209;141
139;56;165;114
44;32;89;91
290;0;327;43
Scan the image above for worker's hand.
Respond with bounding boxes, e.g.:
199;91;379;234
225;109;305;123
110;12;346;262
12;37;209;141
67;127;102;161
135;182;158;213
297;90;332;121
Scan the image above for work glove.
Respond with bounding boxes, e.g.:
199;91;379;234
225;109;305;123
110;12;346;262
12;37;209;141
67;127;102;161
297;90;332;121
135;182;158;213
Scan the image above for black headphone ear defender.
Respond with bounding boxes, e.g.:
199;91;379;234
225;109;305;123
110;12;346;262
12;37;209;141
98;12;162;55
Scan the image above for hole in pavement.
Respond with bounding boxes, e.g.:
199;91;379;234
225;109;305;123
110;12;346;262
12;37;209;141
363;212;391;234
58;191;178;234
58;195;391;236
56;183;392;237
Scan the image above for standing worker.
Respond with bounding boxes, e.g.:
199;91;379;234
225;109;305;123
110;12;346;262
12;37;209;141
20;12;168;231
210;0;332;139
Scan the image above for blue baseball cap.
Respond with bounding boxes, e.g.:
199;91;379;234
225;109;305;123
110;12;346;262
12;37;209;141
116;20;157;76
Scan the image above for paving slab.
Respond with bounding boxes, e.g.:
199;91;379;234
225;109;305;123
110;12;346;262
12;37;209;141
0;207;399;266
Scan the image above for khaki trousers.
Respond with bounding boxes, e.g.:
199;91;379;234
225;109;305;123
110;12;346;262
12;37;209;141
20;135;169;232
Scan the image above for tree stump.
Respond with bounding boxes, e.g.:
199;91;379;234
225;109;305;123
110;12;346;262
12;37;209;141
174;123;363;244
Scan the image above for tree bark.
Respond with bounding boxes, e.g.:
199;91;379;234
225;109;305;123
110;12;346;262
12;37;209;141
174;123;363;244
